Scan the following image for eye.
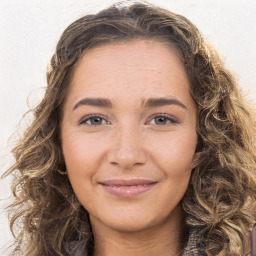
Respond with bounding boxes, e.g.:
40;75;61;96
148;114;179;125
79;115;109;126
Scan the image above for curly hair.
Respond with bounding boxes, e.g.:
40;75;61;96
3;1;256;255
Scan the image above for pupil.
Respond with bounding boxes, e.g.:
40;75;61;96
92;117;102;125
156;117;166;125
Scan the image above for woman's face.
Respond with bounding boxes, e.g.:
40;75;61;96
61;40;198;233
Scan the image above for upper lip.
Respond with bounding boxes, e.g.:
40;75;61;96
99;179;157;186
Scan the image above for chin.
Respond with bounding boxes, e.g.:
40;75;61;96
109;219;155;233
89;204;182;234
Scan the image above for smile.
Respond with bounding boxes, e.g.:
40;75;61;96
99;179;157;197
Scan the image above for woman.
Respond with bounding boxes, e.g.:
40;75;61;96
3;1;256;255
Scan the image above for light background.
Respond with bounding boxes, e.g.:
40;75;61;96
0;0;255;254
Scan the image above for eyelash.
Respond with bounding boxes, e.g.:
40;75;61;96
146;113;179;125
79;114;110;126
79;113;179;126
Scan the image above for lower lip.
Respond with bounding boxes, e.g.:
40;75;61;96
100;183;156;197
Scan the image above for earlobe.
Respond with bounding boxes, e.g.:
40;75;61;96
191;152;201;169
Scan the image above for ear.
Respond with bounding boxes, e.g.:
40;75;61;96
190;152;201;169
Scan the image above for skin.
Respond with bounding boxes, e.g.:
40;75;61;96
61;39;198;255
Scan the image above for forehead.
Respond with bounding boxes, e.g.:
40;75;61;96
66;39;192;108
73;39;184;77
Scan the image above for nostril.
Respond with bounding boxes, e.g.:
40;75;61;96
110;161;119;166
107;137;147;169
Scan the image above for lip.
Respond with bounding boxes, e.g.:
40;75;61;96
98;179;157;197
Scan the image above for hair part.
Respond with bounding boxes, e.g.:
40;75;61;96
3;1;256;255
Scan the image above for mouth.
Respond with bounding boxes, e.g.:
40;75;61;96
98;179;157;197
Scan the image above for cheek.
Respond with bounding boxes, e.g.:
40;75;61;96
61;132;106;178
147;130;197;175
61;133;105;207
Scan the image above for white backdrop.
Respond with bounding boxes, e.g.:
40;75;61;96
1;0;255;254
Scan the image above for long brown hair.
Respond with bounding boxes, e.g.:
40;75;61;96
3;1;256;255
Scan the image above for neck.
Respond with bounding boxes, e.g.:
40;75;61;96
92;208;185;256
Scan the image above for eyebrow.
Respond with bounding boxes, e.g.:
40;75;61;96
142;97;187;109
73;98;112;110
72;97;187;111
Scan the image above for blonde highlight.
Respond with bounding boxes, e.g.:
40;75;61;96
3;1;256;255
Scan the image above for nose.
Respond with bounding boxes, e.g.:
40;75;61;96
107;125;147;169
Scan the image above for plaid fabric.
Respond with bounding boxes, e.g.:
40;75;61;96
68;230;208;256
179;229;208;256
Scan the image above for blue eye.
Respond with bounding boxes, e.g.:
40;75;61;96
148;115;179;125
80;115;108;126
